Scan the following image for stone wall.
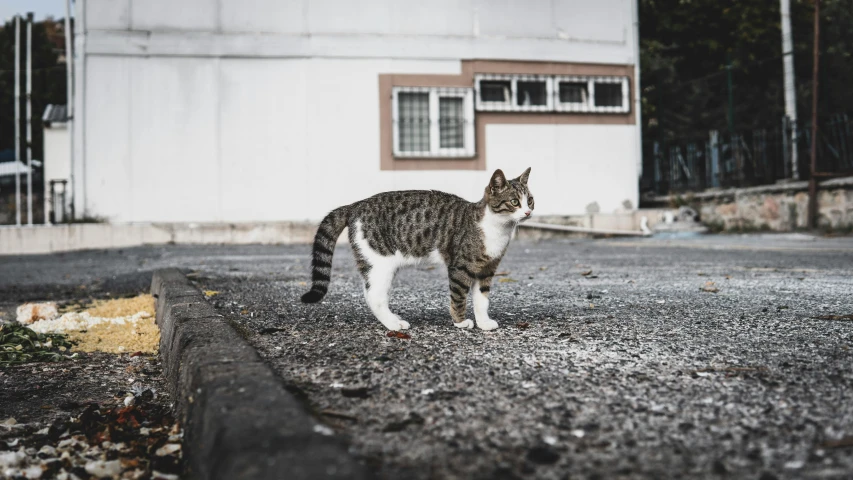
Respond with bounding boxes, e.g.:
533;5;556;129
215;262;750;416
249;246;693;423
650;177;853;232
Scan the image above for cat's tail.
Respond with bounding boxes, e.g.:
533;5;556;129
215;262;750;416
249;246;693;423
301;206;350;303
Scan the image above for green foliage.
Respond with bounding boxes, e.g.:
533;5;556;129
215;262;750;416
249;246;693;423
641;0;853;142
0;323;75;367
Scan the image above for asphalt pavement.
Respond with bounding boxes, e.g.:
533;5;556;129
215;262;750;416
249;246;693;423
2;234;853;479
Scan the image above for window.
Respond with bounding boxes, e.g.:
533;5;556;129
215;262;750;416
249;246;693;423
558;81;588;105
392;87;475;157
475;74;553;112
479;80;511;103
517;80;548;107
554;75;629;113
593;82;624;108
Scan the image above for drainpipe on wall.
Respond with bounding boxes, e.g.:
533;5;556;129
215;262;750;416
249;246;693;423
65;0;75;222
73;0;87;218
26;12;33;226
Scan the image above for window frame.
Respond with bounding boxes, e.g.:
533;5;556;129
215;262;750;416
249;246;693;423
474;74;554;112
392;86;475;158
554;75;630;114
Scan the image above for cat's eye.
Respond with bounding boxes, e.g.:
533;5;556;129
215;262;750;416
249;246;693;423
511;199;519;206
528;197;534;204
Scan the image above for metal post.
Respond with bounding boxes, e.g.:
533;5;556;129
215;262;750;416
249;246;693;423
14;16;21;226
65;0;75;222
808;0;820;229
26;12;34;226
780;0;799;179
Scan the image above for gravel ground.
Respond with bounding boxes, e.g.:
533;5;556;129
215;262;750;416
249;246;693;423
2;235;853;479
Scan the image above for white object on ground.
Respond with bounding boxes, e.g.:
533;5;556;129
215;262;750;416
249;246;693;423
15;302;58;324
85;459;122;477
25;310;152;334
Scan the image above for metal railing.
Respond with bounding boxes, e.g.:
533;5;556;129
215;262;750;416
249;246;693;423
647;113;853;194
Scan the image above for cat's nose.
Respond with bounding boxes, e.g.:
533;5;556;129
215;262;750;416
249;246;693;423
524;211;531;216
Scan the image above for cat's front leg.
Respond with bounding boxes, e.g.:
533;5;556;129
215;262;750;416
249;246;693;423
473;277;499;331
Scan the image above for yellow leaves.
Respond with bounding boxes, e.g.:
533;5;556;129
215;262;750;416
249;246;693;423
203;290;219;298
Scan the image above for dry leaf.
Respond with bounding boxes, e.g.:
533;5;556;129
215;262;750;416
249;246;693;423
203;290;219;298
386;331;412;339
811;314;853;321
495;271;511;276
580;270;593;276
498;278;518;283
701;281;719;293
516;322;530;329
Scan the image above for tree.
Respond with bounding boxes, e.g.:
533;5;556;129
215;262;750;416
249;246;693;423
640;0;853;143
0;17;68;168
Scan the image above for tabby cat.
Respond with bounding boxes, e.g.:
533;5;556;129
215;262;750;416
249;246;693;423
301;168;534;331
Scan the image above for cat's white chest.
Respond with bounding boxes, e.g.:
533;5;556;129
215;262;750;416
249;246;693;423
479;209;514;259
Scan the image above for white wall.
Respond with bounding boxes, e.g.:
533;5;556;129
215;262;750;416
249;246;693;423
77;0;640;222
43;125;72;220
82;0;636;64
44;126;71;183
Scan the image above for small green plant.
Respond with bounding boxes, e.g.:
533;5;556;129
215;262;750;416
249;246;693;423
0;324;76;367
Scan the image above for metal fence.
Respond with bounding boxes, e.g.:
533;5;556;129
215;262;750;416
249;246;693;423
647;113;853;194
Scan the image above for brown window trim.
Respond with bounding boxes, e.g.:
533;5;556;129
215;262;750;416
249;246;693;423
379;60;636;171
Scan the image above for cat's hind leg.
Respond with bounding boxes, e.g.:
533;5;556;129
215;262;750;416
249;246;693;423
448;266;474;329
362;262;409;331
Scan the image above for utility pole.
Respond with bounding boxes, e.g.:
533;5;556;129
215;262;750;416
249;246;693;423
807;0;820;229
14;15;21;226
780;0;799;179
26;12;34;226
65;0;75;223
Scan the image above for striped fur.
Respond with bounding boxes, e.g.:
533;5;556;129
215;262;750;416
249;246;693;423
301;168;534;331
300;206;350;303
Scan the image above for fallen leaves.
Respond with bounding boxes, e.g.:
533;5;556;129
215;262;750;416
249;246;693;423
498;278;518;283
494;271;511;276
202;290;219;298
822;436;853;449
260;327;287;335
516;322;530;329
386;331;412;340
382;413;424;432
580;270;593;276
811;314;853;321
701;281;719;293
341;387;370;399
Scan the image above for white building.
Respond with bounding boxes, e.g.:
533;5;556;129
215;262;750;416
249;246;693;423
71;0;641;223
42;104;72;222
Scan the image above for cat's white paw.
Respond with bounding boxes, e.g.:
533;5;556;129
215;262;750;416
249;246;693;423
381;316;409;331
477;319;499;331
454;319;474;329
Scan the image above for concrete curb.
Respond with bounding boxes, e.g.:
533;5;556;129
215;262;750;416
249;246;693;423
150;268;368;480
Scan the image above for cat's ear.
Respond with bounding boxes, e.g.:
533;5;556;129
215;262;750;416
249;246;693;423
489;169;508;193
517;167;531;185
